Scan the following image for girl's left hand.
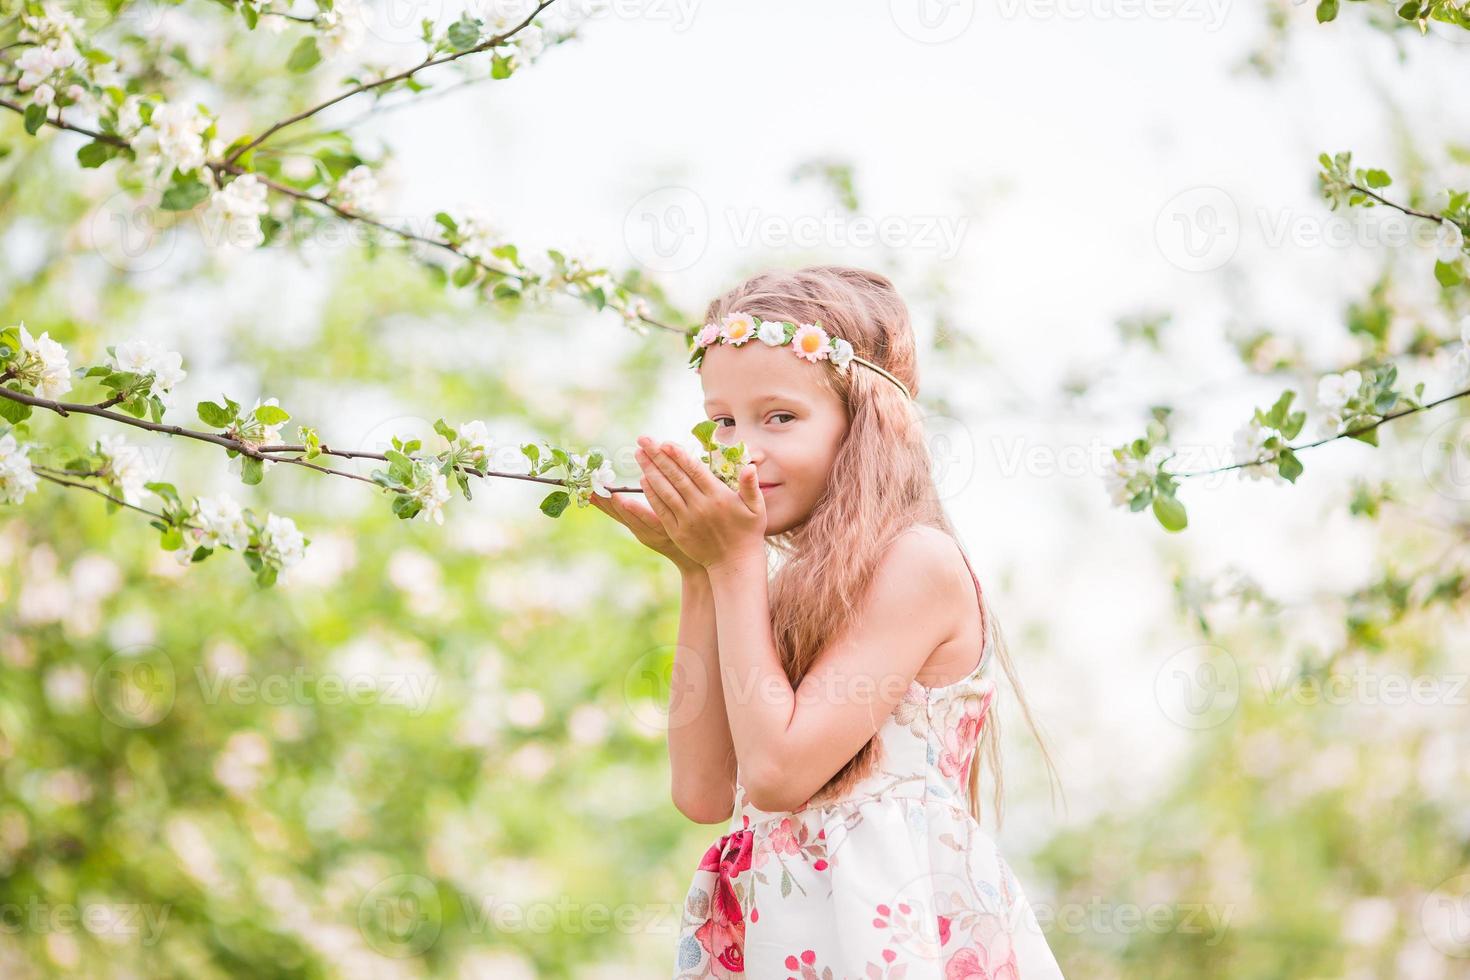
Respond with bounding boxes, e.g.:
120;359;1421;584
634;435;767;570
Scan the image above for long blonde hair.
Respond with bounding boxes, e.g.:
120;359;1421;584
700;265;1064;829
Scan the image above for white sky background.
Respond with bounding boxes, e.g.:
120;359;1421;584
353;0;1470;861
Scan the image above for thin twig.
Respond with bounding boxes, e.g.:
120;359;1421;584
1347;181;1448;224
1173;386;1470;479
33;468;173;522
223;0;559;167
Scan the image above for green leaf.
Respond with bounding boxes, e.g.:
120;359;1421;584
691;419;718;450
434;211;458;235
0;398;33;424
253;404;290;425
287;36;322;73
77;141;120;168
240;0;258;27
1277;448;1304;483
1317;0;1339;21
452;261;478;287
23;103;46;136
240;455;265;485
392;494;423;520
434;418;457;442
160;178;210;212
1151;494;1188;532
1434;259;1462;288
539;490;570;518
197;400;236;427
1363;168;1391;188
145;481;181;508
490;52;513;79
447;14;481;50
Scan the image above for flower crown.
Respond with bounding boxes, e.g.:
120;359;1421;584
687;312;914;401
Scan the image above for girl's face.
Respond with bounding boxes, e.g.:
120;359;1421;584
699;339;850;536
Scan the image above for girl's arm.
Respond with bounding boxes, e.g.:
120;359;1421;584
704;526;962;813
667;567;738;824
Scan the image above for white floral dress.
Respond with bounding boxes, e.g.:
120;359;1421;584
672;558;1066;979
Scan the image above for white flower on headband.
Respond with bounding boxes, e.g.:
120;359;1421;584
790;322;831;363
756;319;787;346
720;312;757;345
831;337;855;373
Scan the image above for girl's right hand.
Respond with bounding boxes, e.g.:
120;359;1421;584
589;489;701;576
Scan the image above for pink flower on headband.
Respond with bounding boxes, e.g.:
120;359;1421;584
695;322;721;347
720;312;757;345
790;322;831;363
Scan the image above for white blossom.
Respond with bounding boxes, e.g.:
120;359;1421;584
15;39;78;93
333;164;380;213
457;211;506;264
259;513;306;569
619;296;651;326
19;2;85;46
411;471;451;525
32;83;55;107
0;434;39;505
18;323;72;400
115;95;145;139
95;433;154;507
131;101;211;176
455;420;493;466
512;24;546;63
1316;369;1361;418
1102;445;1168;508
573;452;616;500
191;493;250;551
315;0;365;58
208;174;269;248
1436;219;1464;265
108;338;187;408
1230;419;1287;484
1453;316;1470;389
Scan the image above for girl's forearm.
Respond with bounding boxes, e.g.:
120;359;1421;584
667;568;737;818
705;553;797;789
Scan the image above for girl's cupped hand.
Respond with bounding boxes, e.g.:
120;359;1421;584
632;435;767;571
587;478;702;575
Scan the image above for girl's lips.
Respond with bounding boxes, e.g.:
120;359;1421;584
759;483;780;492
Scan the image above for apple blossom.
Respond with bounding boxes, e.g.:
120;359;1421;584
0;434;39;505
191;493;251;551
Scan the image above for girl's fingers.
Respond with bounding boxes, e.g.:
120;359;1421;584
648;445;698;501
663;442;723;493
638;451;686;513
619;493;662;530
642;474;676;525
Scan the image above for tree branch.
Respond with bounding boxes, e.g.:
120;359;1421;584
1173;385;1470;479
222;0;559;167
0;382;645;493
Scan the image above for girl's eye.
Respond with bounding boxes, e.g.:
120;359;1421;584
712;413;794;428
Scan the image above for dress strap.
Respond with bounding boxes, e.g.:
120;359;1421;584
956;546;990;675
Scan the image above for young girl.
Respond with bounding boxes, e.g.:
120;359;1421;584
589;266;1067;978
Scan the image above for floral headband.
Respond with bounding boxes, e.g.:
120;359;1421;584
688;312;914;401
